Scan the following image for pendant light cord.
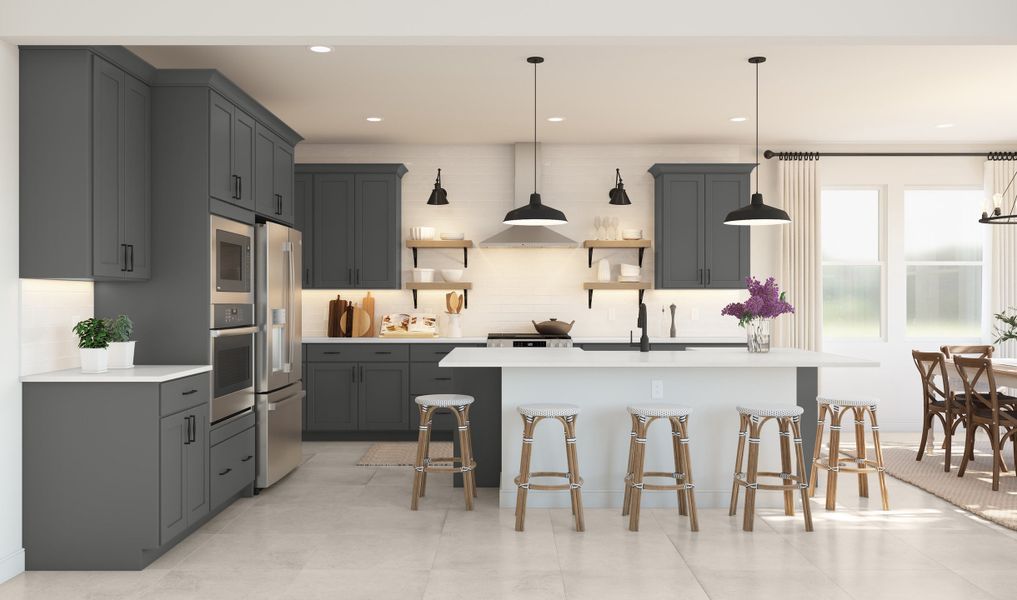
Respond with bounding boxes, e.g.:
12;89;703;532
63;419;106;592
754;59;759;195
533;58;537;195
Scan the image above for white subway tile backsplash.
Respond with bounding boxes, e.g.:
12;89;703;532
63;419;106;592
20;279;94;375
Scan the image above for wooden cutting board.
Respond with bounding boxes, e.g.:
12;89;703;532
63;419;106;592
362;292;376;336
341;305;372;337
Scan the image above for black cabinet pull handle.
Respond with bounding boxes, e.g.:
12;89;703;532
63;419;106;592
181;389;198;396
241;455;253;462
697;268;703;284
323;351;343;355
191;415;197;443
238;176;242;200
275;194;283;215
305;267;311;285
219;468;232;476
374;351;392;355
128;245;135;272
232;175;240;199
121;244;128;272
434;377;452;381
183;416;192;445
347;268;353;284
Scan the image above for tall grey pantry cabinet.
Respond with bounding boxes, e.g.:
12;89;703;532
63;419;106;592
650;163;754;289
294;164;407;289
20;46;152;280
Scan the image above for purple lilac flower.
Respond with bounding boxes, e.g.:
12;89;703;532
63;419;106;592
721;276;795;327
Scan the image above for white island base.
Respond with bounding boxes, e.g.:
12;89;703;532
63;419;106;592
441;348;878;510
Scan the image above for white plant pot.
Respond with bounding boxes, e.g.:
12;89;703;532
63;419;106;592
80;348;109;374
108;341;136;369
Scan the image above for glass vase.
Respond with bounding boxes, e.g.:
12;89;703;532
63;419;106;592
745;319;771;353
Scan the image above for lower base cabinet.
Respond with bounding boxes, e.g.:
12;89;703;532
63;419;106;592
22;372;253;570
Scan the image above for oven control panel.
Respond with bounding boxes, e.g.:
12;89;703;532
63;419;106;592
211;303;254;329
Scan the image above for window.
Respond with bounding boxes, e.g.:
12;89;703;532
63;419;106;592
905;188;985;338
821;189;883;339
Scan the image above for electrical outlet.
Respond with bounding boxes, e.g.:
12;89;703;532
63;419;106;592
651;380;664;399
607;307;616;321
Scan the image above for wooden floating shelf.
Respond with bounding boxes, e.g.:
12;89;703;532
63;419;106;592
405;281;472;309
582;281;652;309
406;240;474;268
582;239;651;268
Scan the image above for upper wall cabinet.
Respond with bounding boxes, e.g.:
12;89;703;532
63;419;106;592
295;164;407;290
208;91;256;211
650;164;753;289
21;47;153;280
254;123;295;224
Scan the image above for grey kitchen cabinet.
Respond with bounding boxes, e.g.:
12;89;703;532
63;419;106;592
294;172;313;287
359;362;410;430
296;164;407;289
159;405;209;545
255;123;296;224
208;91;256;211
305;361;358;431
21;47;152;280
209;419;256;511
22;371;238;570
650;164;753;289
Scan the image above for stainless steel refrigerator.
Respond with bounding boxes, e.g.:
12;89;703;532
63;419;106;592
254;221;303;488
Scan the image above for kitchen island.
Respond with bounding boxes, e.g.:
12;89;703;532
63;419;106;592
440;347;877;509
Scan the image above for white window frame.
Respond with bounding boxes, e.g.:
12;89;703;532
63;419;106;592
902;185;988;342
820;186;887;341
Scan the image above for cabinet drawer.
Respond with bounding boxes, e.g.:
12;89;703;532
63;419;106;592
210;426;255;510
210;410;256;446
160;373;211;417
410;362;455;395
306;344;408;362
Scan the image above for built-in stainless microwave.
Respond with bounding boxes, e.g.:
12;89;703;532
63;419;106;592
210;215;254;306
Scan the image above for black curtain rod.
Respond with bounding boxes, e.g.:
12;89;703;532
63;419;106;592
763;150;1017;160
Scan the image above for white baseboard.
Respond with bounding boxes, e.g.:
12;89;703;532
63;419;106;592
0;548;24;584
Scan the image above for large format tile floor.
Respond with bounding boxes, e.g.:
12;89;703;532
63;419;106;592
2;437;1016;599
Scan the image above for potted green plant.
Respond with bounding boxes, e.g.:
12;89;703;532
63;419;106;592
72;317;111;373
106;314;135;369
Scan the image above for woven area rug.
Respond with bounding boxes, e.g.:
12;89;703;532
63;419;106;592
356;441;454;467
881;440;1017;530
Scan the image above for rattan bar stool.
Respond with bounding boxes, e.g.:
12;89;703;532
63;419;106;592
622;404;699;532
808;396;889;511
514;403;585;532
411;394;477;511
729;405;813;532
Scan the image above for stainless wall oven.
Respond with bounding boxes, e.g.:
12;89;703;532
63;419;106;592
209;304;257;423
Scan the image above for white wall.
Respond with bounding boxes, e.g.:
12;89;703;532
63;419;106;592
819;155;990;431
297;143;782;339
0;41;24;583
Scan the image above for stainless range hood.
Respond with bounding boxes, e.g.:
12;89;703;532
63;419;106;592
479;143;578;248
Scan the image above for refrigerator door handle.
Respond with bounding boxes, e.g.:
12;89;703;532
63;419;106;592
283;239;295;377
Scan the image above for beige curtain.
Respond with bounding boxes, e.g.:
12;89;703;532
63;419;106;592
777;157;822;351
989;158;1017;358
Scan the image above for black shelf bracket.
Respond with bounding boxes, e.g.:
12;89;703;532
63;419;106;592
638;289;645;305
463;248;469;268
638;247;645;267
412;247;418;268
587;247;594;268
411;289;418;308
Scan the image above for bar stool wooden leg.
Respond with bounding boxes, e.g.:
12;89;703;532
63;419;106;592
463;405;478;498
452;406;474;511
419;413;433;498
670;417;688;516
809;403;828;497
778;417;795;517
791;416;814;532
622;413;639;517
853;406;869;498
563;415;585;532
676;415;699;532
411;405;434;511
458;405;477;503
628;415;649;532
743;416;762;532
867;406;890;509
825;406;843;511
729;413;749;516
515;415;537;531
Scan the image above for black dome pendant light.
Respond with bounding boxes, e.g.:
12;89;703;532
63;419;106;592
503;56;568;226
426;168;449;205
608;168;631;205
724;56;791;226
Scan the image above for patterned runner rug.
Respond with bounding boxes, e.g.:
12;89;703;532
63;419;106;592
356;441;455;467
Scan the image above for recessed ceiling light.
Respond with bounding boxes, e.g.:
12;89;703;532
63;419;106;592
729;117;747;122
547;117;565;122
308;45;333;53
365;117;384;122
936;123;955;128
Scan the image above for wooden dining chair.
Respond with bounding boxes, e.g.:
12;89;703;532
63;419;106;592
913;350;965;472
953;356;1017;490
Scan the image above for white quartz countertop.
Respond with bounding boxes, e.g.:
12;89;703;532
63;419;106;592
302;336;742;345
439;348;878;369
21;365;212;383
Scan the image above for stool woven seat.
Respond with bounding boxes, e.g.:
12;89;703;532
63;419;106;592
736;405;804;418
626;404;692;418
518;403;580;418
415;394;475;407
817;396;879;407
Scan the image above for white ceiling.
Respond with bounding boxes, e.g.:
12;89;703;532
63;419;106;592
129;44;1017;146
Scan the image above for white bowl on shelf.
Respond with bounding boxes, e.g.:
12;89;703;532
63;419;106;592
622;229;643;240
619;263;640;277
440;232;465;240
419;227;436;240
441;269;464;282
412;268;436;283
